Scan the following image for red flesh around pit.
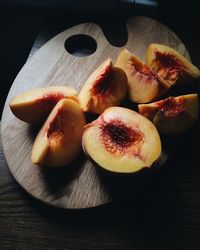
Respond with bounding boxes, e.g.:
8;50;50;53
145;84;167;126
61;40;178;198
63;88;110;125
90;116;144;158
46;108;67;140
155;50;185;71
91;65;114;97
102;120;144;158
35;93;66;109
129;60;157;82
154;50;187;82
156;96;185;117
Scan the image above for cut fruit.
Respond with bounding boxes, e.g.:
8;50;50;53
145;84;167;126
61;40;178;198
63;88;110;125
138;94;199;135
147;43;200;86
9;86;78;124
82;107;161;174
31;99;86;167
78;58;127;114
115;48;170;103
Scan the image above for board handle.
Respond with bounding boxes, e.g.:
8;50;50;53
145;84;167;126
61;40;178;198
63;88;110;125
57;22;112;58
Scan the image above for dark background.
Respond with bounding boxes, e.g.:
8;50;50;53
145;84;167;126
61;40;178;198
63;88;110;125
0;1;200;116
1;1;200;249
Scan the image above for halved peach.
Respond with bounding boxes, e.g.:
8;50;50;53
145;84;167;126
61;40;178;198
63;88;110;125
31;99;86;167
138;94;199;135
78;58;127;114
9;86;78;124
147;43;200;86
115;48;170;103
82;107;161;174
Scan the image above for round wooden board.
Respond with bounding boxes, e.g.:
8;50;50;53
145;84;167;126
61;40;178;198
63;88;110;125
1;16;190;209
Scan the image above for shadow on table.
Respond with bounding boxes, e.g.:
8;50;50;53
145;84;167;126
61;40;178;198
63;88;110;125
16;75;200;237
24;126;200;228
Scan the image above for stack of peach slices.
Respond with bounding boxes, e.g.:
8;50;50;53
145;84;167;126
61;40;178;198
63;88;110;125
9;43;200;174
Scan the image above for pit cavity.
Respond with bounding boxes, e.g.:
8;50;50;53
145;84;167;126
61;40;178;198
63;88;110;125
47;117;60;139
47;110;64;140
91;65;113;96
129;60;157;80
157;96;185;117
101;120;144;155
154;50;184;70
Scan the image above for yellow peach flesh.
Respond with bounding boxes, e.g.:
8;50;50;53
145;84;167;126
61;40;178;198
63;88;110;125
82;107;161;173
9;86;78;124
78;58;127;114
31;99;85;167
139;94;199;135
147;43;200;85
115;48;170;103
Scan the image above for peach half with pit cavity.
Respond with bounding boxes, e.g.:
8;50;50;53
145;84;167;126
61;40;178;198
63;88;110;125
138;94;199;135
115;48;170;103
82;107;162;174
31;99;86;167
78;58;127;114
147;43;200;86
9;86;78;124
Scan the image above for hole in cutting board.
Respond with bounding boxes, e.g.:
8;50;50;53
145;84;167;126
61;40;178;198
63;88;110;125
65;34;97;57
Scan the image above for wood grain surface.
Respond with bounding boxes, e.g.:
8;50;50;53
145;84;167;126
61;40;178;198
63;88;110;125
1;16;190;209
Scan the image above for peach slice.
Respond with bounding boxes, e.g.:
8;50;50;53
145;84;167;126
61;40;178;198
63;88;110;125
78;58;127;114
82;107;161;174
147;43;200;86
138;94;199;135
31;99;86;167
9;86;78;124
115;48;170;103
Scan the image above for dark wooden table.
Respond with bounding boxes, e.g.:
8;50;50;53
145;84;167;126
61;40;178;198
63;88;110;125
1;7;200;250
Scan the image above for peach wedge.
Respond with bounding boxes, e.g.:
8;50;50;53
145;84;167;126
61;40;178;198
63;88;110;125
147;43;200;86
78;58;127;114
115;48;170;103
138;94;199;135
31;99;85;167
9;86;78;124
82;107;161;174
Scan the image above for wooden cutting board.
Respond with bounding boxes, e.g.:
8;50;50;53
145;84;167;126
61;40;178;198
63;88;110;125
1;16;190;209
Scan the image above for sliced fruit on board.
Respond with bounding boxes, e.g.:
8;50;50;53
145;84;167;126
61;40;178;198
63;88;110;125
82;107;162;174
9;86;78;124
115;48;170;103
146;43;200;86
32;99;86;167
138;94;199;135
78;58;127;114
